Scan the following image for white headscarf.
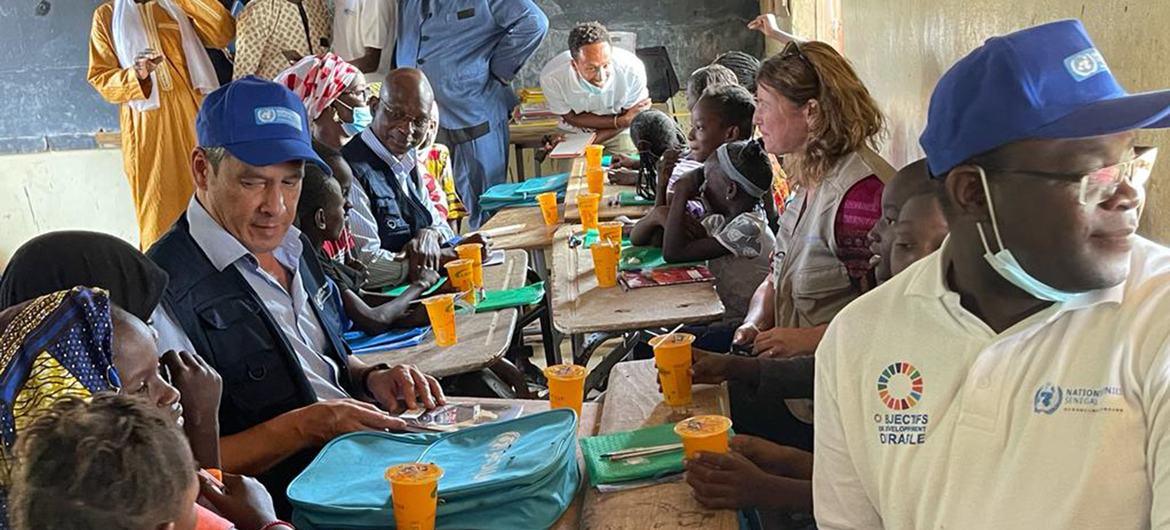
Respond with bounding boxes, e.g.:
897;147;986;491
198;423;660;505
111;0;219;112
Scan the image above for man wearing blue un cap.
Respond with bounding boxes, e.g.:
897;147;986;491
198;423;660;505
813;20;1170;528
148;76;445;516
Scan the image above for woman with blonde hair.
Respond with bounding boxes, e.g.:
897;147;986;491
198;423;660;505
730;37;892;449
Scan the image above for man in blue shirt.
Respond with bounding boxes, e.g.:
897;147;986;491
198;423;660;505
397;0;548;228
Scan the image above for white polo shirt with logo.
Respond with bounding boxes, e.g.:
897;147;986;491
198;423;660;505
814;237;1170;529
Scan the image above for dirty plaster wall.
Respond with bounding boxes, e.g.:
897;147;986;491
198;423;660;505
839;0;1170;242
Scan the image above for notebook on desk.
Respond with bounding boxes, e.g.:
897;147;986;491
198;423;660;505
549;132;596;159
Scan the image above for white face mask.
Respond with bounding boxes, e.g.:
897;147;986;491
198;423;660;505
975;167;1084;303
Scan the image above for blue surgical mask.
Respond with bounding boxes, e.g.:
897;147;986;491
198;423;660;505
340;105;373;137
975;167;1083;303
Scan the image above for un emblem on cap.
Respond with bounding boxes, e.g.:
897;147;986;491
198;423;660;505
1063;47;1108;82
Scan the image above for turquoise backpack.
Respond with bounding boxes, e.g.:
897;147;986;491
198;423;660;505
288;409;580;529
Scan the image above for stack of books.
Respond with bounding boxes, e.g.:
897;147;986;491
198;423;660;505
513;88;558;124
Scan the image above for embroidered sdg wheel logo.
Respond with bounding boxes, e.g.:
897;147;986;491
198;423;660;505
876;362;923;411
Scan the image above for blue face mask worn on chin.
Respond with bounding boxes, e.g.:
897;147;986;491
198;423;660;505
340;105;373;137
975;167;1084;303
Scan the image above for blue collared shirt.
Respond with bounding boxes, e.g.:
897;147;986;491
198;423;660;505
153;197;350;401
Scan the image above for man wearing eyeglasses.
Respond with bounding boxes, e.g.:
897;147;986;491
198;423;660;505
342;68;487;273
813;20;1170;528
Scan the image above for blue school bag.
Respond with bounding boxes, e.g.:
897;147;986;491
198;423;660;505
288;409;580;529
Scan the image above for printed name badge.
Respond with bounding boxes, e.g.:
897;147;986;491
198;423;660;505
254;106;303;131
874;361;929;446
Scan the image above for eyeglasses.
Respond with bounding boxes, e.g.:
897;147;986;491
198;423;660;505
378;100;433;130
343;86;372;101
981;146;1158;204
780;40;821;89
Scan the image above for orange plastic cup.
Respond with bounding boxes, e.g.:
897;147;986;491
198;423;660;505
444;259;476;304
421;294;458;347
585;144;604;169
674;415;733;460
543;364;587;417
590;240;619;288
650;333;695;406
455;243;484;290
385;462;444;530
577;193;600;231
586;167;606;195
597;221;623;246
537;191;559;226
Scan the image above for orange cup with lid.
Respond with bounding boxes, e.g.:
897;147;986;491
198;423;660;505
577;193;600;231
586;167;606;195
674;415;733;460
543;363;587;417
385;462;444;530
421;294;458;347
590;240;619;288
650;333;695;406
585;144;604;169
597;221;623;246
455;243;484;290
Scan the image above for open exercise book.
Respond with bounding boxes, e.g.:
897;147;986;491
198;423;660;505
399;402;525;433
549;132;597;159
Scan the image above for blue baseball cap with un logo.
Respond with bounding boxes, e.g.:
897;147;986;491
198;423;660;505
920;19;1170;177
196;75;330;174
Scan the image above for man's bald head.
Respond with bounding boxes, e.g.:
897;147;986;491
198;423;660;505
373;69;435;155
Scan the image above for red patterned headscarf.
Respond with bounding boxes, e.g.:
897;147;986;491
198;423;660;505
275;53;360;120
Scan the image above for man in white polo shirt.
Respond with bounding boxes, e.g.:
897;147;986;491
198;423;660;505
814;20;1170;529
540;21;650;163
332;0;396;78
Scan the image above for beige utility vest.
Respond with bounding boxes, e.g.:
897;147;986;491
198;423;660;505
773;149;892;328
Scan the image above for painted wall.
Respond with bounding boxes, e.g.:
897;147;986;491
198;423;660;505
0;149;138;268
837;0;1170;242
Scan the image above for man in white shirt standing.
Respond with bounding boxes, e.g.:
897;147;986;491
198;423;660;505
540;21;650;164
331;0;395;78
814;20;1170;529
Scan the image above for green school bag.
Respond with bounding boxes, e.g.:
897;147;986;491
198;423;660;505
287;409;580;529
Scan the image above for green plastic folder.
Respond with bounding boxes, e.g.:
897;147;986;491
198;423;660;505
581;229;631;249
474;282;545;313
380;277;447;297
619;246;703;271
579;424;686;486
617;191;654;206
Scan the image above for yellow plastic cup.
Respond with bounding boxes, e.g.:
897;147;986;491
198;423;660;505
597;221;623;246
444;259;476;304
455;243;484;290
421;294;458;347
590;240;620;288
586;167;606;195
674;415;733;460
385;462;444;530
585;144;604;169
650;332;695;406
577;193;600;231
537;191;559;226
544;363;587;417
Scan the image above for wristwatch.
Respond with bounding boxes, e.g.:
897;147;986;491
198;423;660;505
362;363;392;396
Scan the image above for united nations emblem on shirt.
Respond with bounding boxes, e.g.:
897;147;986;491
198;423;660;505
874;362;929;446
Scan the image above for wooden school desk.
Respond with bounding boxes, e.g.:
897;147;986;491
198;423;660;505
357;250;528;378
549;225;724;390
578;359;737;529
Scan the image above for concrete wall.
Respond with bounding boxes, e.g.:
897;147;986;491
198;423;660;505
0;149;138;268
835;0;1170;242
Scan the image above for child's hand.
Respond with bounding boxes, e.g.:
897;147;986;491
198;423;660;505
684;450;773;510
673;170;702;199
413;268;441;289
198;472;278;530
730;435;813;479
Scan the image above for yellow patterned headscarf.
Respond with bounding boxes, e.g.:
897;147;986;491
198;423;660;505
0;287;120;484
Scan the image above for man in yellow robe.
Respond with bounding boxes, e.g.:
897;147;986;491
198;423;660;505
88;0;234;249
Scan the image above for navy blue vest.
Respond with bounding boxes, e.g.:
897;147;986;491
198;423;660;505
341;137;433;253
148;215;356;514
